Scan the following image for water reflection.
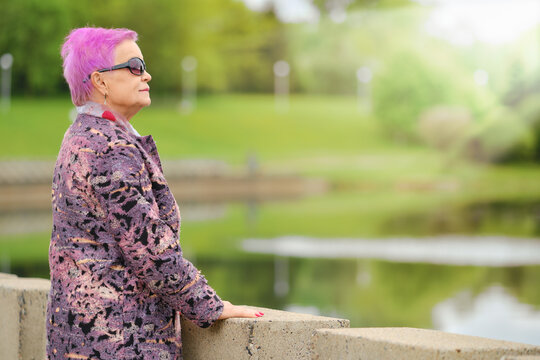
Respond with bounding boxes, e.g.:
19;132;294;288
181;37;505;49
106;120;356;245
386;200;540;237
433;286;540;346
196;256;540;346
243;235;540;266
274;257;289;297
2;192;540;346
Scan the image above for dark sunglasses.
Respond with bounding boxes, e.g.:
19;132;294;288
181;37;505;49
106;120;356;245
84;57;146;83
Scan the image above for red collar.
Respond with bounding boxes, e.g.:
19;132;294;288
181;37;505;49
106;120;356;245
101;111;116;122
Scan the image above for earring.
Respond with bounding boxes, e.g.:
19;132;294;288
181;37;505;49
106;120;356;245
104;93;107;106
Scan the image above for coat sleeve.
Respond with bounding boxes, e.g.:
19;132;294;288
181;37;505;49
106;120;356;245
84;139;223;328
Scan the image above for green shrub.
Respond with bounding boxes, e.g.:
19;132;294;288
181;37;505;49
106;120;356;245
462;106;534;163
516;93;540;162
417;106;472;150
372;51;492;141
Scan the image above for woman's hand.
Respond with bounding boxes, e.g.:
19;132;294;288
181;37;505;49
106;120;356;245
218;301;264;320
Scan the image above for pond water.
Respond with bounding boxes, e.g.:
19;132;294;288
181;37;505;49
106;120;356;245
1;190;539;345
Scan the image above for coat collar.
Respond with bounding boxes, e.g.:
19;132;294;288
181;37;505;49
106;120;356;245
76;104;163;172
76;101;141;137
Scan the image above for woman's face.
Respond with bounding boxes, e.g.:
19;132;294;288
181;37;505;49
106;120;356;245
104;40;152;120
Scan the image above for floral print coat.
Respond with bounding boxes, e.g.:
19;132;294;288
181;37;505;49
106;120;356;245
46;109;223;360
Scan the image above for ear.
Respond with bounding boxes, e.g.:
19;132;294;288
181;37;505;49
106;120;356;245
90;72;109;96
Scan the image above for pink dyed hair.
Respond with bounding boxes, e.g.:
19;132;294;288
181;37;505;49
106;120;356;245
61;27;138;106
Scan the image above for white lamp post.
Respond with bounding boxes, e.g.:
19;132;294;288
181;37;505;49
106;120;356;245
356;66;372;114
1;53;13;113
180;56;197;113
474;69;489;86
273;60;290;113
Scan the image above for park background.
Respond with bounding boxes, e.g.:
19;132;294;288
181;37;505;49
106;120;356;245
1;0;540;345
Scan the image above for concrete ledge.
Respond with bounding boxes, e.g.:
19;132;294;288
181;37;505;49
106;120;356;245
311;328;540;360
3;273;539;360
181;307;350;359
0;272;17;279
0;274;50;360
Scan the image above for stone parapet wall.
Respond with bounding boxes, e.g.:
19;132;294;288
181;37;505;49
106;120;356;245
311;328;540;360
0;273;50;360
1;273;539;360
181;307;349;359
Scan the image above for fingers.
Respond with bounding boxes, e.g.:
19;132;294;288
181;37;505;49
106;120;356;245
218;301;265;320
234;306;264;318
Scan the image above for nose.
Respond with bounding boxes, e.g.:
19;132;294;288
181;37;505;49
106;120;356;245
142;70;151;82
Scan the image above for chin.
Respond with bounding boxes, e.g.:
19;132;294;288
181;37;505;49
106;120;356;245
140;98;151;107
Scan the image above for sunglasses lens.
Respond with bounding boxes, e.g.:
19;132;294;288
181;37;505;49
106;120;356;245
129;58;145;75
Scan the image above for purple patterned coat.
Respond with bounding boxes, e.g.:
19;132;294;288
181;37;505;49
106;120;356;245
46;112;223;360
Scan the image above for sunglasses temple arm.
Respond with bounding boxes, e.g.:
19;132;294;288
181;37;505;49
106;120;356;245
83;59;144;83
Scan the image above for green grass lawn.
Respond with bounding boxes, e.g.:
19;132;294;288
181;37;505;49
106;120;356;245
1;94;383;160
3;93;540;191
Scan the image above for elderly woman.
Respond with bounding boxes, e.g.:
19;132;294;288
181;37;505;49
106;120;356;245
46;27;262;360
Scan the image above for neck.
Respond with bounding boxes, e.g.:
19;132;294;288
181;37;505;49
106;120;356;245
88;93;137;122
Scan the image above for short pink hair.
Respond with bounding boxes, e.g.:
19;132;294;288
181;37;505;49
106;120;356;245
61;27;138;106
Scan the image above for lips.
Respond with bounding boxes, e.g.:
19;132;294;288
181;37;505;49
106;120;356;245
140;88;150;92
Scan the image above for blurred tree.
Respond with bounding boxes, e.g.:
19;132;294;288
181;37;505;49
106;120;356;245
0;0;284;95
448;29;540;163
286;6;429;94
462;105;534;163
518;94;540;162
86;0;284;93
0;0;72;95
